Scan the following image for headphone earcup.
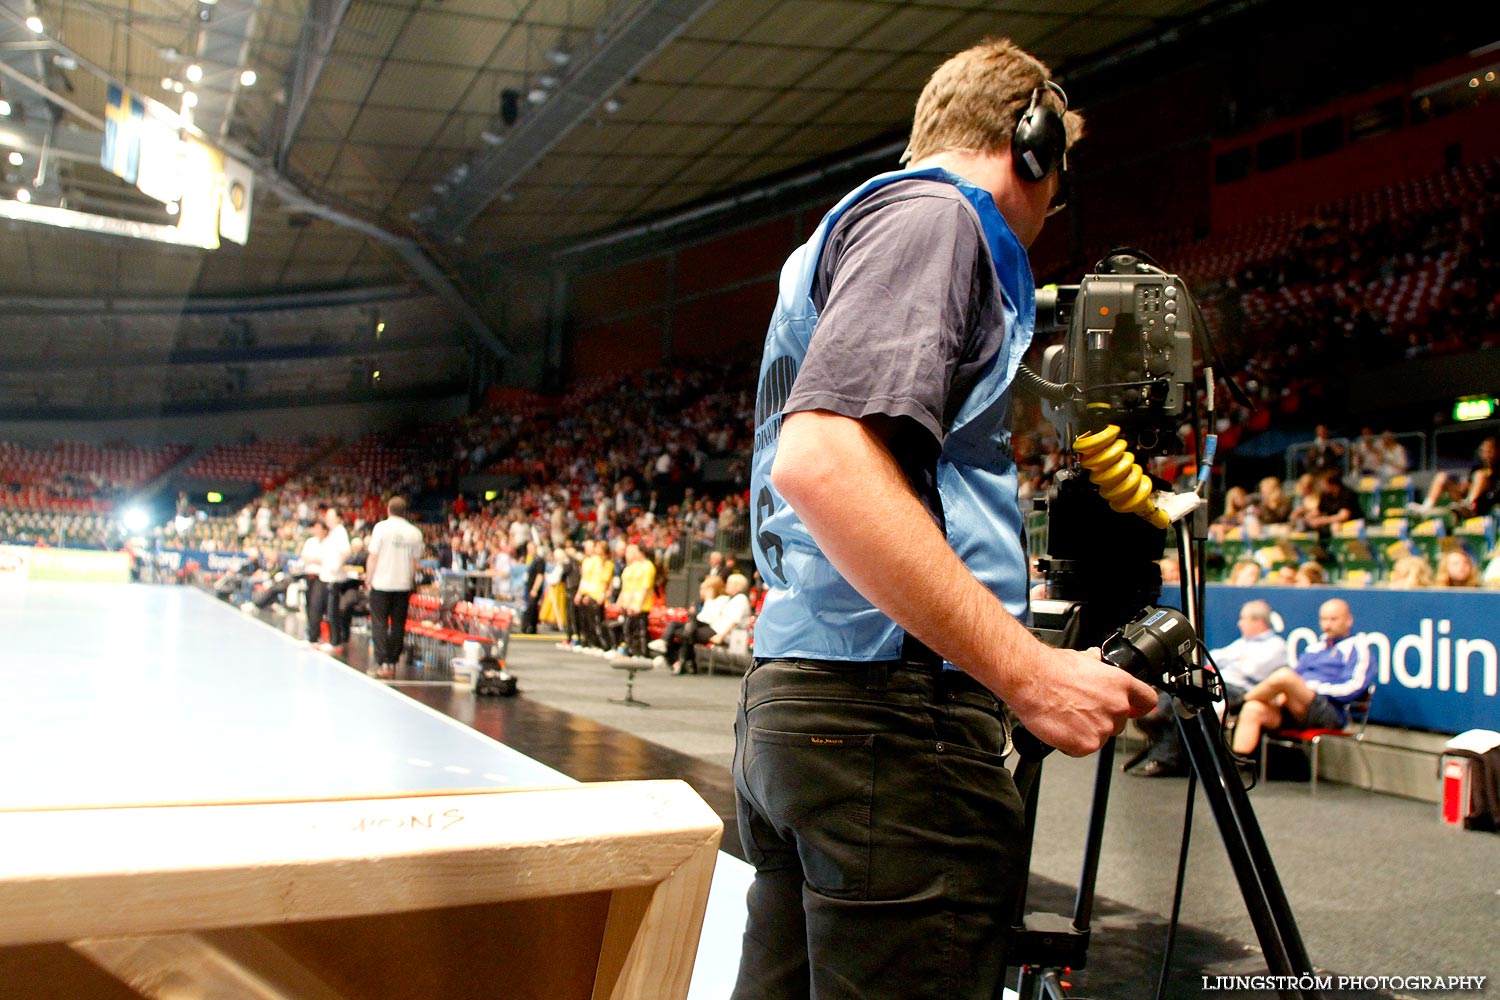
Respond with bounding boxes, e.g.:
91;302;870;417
1011;98;1066;183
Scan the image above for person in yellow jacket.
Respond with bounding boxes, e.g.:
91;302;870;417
615;543;655;658
574;539;614;650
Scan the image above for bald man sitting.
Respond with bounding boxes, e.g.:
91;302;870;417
1231;598;1376;758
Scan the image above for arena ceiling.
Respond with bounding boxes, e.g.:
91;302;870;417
0;0;1231;305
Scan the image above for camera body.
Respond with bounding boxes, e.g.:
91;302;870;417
1035;258;1197;454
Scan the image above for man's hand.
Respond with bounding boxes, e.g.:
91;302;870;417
1004;647;1159;758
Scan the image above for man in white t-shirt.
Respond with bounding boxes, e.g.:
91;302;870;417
366;496;424;676
298;520;328;645
318;508;352;652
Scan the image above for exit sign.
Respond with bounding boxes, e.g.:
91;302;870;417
1453;396;1497;422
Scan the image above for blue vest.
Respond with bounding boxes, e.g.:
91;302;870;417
749;167;1035;662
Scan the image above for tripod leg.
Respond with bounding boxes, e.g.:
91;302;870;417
1179;710;1318;996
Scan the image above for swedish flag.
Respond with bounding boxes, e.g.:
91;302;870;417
102;84;144;184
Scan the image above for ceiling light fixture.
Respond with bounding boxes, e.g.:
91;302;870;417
545;47;571;67
240;69;257;87
166;200;180;216
527;89;547;105
161;76;174;91
0;101;10;116
182;91;198;108
25;15;43;33
480;129;503;146
7;152;21;166
172;81;185;94
537;74;560;90
15;188;31;203
186;64;203;83
603;97;623;114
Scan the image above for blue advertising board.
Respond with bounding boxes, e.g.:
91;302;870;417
1196;585;1499;734
153;548;253;575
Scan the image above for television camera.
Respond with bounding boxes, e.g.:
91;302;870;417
1003;252;1317;999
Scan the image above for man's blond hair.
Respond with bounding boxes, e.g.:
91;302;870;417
904;37;1084;165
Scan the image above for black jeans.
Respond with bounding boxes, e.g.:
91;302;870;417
732;658;1024;1000
325;580;357;645
623;610;650;656
368;589;411;665
304;578;327;642
575;597;605;648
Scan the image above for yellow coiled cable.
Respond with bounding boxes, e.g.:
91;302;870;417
1072;425;1170;530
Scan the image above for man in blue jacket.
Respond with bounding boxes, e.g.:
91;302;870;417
1231;598;1374;756
737;36;1158;1000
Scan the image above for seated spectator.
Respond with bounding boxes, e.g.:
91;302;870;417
1289;473;1319;529
1250;476;1292;528
1376;431;1409;478
1157;557;1181;587
1387;555;1434;589
1436;549;1481;588
1294;562;1327;586
1351;428;1382;477
1299;469;1359;536
1231;598;1375;759
681;572;753;675
651;576;726;671
1227;559;1263;586
1417;437;1497;517
1128;599;1288;778
1302;424;1345;474
1208;486;1252;542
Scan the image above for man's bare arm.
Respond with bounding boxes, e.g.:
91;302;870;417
771;409;1157;756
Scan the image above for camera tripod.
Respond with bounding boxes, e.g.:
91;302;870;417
1002;473;1319;1000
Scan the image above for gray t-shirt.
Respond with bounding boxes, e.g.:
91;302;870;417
785;178;1012;511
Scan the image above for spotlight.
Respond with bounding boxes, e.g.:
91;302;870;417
182;91;198;108
121;508;149;533
537;74;560;90
375;320;386;336
166;200;180;216
603;97;623;114
1487;71;1497;83
480;129;503;146
7;152;21;167
172;81;185;94
545;47;571;67
25;15;43;33
162;76;174;91
527;88;547;105
240;68;257;87
15;188;30;203
1470;78;1480;88
186;64;203;83
0;100;10;116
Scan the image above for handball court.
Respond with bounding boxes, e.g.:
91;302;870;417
3;580;1497;999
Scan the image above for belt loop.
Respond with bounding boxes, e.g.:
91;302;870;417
866;662;888;692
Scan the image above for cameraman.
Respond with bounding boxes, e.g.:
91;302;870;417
738;37;1157;1000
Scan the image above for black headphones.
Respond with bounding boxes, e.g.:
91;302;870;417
1011;79;1069;183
